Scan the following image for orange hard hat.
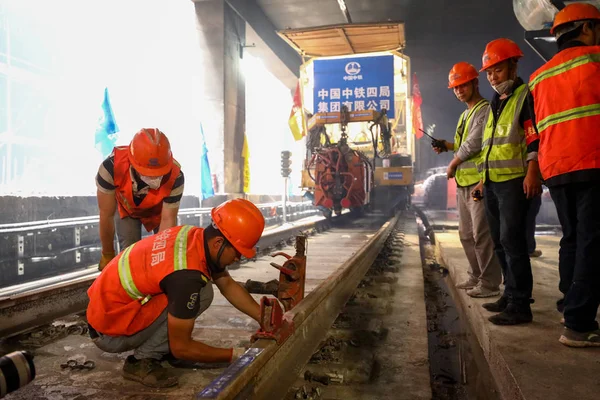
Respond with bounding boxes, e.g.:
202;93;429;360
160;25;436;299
480;38;524;72
128;128;173;177
211;198;265;258
448;62;479;89
551;3;600;35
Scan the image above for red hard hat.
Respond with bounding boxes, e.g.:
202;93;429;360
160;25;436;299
551;3;600;35
128;128;173;177
211;199;265;258
480;38;524;72
448;62;479;88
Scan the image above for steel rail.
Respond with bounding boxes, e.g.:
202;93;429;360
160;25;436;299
198;212;400;400
0;201;313;233
0;213;339;338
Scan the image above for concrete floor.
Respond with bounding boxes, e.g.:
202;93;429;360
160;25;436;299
1;217;390;400
429;212;600;400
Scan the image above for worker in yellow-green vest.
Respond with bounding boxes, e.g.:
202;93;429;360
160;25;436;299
432;62;502;299
472;38;542;326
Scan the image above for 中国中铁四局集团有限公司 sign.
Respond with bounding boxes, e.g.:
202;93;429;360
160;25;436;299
313;55;395;119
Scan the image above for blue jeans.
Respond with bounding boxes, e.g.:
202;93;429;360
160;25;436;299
484;178;533;303
550;182;600;332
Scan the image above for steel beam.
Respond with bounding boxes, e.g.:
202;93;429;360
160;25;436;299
224;0;301;76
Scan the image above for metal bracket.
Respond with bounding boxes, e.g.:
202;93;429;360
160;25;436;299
17;235;24;257
269;235;307;311
251;296;294;344
250;235;306;345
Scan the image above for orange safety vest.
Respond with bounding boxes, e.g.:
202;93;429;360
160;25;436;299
113;146;181;232
529;45;600;181
87;225;211;336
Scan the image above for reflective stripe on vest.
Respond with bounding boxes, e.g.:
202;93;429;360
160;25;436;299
174;225;193;271
529;52;600;91
529;46;600;181
530;51;600;134
118;244;152;305
117;225;201;305
536;103;600;133
453;99;489;187
481;84;529;183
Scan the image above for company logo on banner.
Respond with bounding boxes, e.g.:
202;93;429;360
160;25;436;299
313;55;395;118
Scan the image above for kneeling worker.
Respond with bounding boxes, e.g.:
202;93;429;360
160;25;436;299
86;198;265;388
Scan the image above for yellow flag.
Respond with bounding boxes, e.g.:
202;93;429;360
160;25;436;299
288;81;305;141
242;133;250;193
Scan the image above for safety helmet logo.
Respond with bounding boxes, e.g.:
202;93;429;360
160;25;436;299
148;158;160;167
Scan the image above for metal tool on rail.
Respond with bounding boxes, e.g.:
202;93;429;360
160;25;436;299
251;235;307;344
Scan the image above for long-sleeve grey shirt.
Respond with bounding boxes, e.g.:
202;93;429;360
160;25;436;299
455;103;490;162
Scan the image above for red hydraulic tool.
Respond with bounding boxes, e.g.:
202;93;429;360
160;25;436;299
252;235;307;344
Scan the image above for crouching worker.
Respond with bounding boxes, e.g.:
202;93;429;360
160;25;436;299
86;199;265;388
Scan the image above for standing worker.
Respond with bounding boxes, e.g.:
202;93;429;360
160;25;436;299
529;2;600;347
474;38;542;325
96;128;184;270
87;199;266;387
433;62;502;298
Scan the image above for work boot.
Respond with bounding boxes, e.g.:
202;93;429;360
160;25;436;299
529;249;542;257
456;277;478;290
466;285;500;298
482;295;508;312
488;302;533;326
559;327;600;348
122;355;178;388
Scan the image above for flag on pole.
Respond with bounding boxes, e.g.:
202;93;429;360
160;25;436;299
411;73;424;139
200;123;215;200
242;133;250;193
94;87;119;158
288;81;306;141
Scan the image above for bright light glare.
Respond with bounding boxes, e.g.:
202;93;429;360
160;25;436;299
0;0;204;196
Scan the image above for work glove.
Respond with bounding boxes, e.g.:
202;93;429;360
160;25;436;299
99;251;115;271
229;347;248;363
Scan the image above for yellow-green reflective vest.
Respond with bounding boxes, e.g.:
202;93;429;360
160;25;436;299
481;84;529;183
453;99;489;187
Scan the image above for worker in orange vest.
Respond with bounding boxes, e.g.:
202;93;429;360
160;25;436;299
529;3;600;347
96;128;184;270
87;199;266;387
432;62;502;298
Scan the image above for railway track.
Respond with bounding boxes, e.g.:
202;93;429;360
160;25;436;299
1;210;423;400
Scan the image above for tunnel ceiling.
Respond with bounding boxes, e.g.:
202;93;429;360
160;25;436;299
255;0;501;32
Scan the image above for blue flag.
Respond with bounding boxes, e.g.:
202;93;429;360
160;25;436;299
200;123;215;200
94;87;119;158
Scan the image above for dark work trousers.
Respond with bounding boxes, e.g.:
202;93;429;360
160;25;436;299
483;177;533;303
526;194;542;254
549;182;600;333
114;214;159;253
